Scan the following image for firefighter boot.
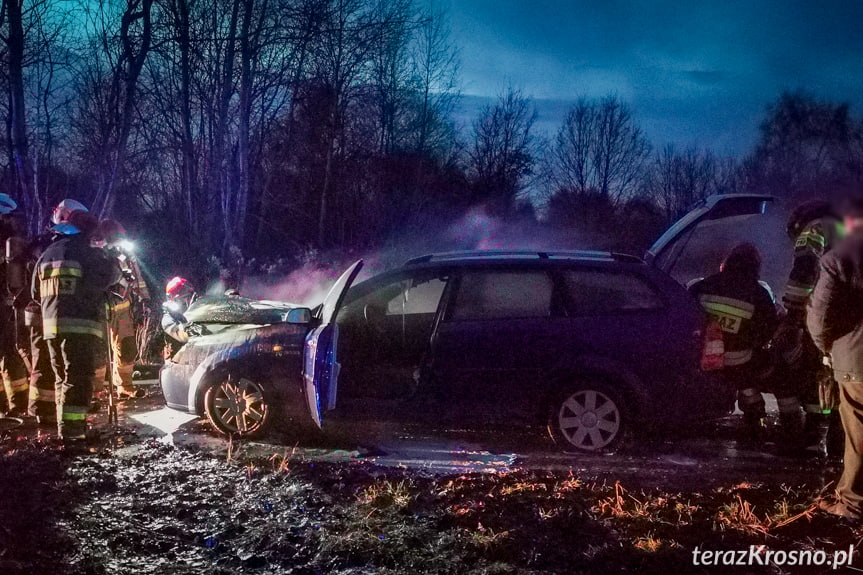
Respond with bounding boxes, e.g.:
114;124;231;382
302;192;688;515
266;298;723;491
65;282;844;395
803;412;829;457
736;388;766;448
117;363;144;399
738;412;767;448
774;397;809;456
2;376;29;417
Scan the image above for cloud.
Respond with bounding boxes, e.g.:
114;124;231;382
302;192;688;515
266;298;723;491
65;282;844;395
446;0;863;155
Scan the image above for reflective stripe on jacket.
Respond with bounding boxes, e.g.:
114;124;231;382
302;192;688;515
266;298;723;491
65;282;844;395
33;234;121;340
690;272;778;369
783;217;842;318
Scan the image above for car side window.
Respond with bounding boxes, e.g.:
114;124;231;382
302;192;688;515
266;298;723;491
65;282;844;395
450;271;553;320
337;281;404;327
563;269;662;315
386;277;447;316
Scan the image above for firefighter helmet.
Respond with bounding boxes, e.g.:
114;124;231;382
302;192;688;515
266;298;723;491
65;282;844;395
52;198;89;225
166;277;196;301
786;200;836;240
0;194;18;215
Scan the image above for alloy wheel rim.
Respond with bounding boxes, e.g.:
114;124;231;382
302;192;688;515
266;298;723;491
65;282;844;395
212;377;267;434
558;389;620;451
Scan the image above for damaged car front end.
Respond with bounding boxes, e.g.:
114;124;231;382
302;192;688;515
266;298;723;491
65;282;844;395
160;261;363;436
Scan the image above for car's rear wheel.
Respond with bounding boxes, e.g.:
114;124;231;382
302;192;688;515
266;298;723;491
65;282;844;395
549;382;627;452
204;374;272;437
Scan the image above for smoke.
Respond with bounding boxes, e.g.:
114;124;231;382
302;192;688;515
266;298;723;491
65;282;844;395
236;204;590;307
238;262;347;307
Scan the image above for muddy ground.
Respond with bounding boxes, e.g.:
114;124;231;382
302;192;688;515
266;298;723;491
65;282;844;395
1;387;861;574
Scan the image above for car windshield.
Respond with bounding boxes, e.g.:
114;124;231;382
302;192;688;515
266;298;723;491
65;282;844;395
184;295;297;325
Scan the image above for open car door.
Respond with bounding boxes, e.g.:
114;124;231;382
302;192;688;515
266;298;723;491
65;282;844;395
303;260;364;428
645;194;790;299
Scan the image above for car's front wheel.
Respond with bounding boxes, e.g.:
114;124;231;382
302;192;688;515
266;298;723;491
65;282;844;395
549;383;627;452
204;374;272;437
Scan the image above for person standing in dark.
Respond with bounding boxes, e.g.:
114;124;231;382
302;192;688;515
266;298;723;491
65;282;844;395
33;210;119;445
774;200;844;454
809;196;863;520
0;193;30;417
690;243;779;445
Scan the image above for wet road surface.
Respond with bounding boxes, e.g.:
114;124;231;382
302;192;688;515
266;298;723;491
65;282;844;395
94;382;842;491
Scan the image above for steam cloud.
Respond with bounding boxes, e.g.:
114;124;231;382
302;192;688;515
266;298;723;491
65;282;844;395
236;205;588;306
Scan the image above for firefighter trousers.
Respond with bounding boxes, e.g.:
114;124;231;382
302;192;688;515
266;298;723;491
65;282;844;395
0;331;29;414
27;325;56;422
723;363;765;418
47;334;99;440
773;333;827;416
109;299;136;393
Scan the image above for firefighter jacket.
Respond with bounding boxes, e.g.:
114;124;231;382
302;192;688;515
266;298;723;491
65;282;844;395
32;233;121;339
106;248;150;332
690;272;778;368
808;229;863;383
110;247;150;302
783;217;843;323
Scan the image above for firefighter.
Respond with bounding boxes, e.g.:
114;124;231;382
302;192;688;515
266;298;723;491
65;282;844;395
161;277;199;357
0;193;29;417
95;220;150;399
33;210;119;444
774;200;844;454
24;220;68;424
690;243;779;445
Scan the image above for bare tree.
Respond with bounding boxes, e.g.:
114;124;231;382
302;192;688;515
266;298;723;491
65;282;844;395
547;98;594;196
643;144;725;222
4;0;34;218
591;96;650;203
409;1;458;156
73;0;154;218
545;95;650;208
468;87;536;214
743;91;863;201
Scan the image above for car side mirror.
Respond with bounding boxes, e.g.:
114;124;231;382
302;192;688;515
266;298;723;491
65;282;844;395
285;307;312;324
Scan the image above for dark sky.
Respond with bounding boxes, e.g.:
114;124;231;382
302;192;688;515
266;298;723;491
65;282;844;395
445;0;863;156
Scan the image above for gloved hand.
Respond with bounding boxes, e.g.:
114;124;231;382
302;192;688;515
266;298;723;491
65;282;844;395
185;322;208;338
772;323;804;365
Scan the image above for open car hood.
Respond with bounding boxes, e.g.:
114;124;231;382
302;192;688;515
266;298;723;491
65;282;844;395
646;194;791;299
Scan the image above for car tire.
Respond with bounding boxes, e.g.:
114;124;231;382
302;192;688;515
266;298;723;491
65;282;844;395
204;373;272;437
548;380;629;453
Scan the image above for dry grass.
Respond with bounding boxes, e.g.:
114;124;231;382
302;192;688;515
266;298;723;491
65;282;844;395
717;494;769;535
357;479;414;510
595;481;652;519
268;446;298;474
468;524;510;549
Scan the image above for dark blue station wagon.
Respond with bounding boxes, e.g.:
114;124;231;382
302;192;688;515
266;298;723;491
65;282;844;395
161;250;732;451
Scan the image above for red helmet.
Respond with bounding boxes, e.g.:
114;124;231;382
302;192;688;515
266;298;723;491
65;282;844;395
165;276;196;300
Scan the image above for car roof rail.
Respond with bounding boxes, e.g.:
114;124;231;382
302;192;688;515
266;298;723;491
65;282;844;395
404;250;644;266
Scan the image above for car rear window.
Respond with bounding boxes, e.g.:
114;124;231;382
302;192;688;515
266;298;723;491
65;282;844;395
563;269;662;315
450;271;553;320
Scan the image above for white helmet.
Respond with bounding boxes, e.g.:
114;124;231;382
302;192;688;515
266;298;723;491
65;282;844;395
0;194;18;215
52;199;88;225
